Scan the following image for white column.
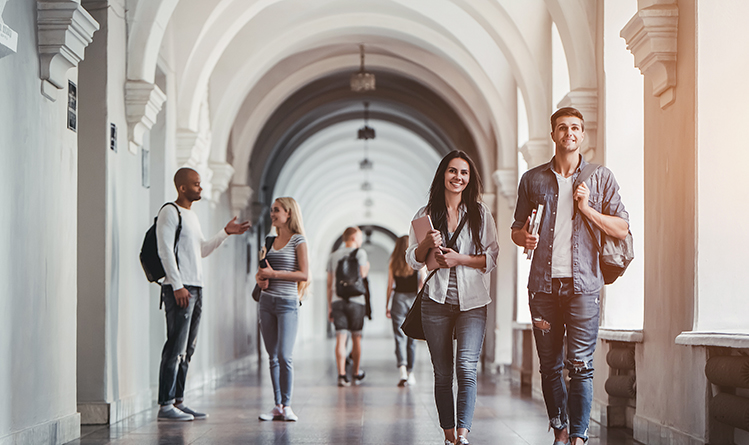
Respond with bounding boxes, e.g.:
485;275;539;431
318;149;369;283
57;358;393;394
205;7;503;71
600;0;644;331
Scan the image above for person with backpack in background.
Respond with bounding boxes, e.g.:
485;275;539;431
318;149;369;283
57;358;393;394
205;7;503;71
511;108;629;445
255;197;309;422
385;235;422;387
155;168;250;422
327;226;370;387
406;151;499;445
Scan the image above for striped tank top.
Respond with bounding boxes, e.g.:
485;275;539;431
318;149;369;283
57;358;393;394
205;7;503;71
262;233;306;299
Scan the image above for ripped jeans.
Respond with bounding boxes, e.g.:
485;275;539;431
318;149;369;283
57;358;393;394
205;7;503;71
529;278;600;442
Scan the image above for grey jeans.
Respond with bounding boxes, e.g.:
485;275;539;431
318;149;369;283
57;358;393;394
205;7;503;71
158;285;202;406
390;291;417;370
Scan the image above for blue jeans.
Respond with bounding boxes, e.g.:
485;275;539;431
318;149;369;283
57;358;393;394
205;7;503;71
259;294;299;406
421;295;486;431
529;278;600;442
158;285;202;405
390;292;417;370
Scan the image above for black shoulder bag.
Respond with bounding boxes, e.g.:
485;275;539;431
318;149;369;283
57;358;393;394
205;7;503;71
574;164;635;285
251;236;277;301
400;215;468;340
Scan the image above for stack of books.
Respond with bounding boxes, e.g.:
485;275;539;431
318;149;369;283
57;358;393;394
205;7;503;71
524;204;543;260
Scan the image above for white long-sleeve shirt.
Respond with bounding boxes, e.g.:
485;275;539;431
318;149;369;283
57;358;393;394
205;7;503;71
156;203;229;290
406;202;499;311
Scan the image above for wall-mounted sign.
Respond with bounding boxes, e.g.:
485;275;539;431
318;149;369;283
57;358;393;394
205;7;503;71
141;148;150;189
110;123;117;152
67;81;77;132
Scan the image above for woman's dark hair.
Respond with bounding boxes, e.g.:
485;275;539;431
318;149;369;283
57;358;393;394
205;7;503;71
426;150;484;252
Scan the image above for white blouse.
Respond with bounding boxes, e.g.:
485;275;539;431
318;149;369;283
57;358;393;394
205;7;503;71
406;202;499;311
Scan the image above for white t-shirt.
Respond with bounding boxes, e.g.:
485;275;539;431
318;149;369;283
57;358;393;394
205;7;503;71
156;203;229;289
551;171;573;278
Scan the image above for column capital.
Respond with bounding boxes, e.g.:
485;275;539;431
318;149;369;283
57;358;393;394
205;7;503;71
520;139;551;168
176;129;207;167
230;184;253;217
37;0;99;100
492;169;517;208
621;3;678;109
209;161;235;202
558;88;598;161
125;80;166;154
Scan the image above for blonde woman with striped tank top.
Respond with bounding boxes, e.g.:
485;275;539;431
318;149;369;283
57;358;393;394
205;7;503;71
256;197;309;422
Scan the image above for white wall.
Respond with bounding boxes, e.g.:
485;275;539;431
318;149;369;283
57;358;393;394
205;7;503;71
695;0;749;332
74;0;261;426
600;0;644;330
0;1;80;443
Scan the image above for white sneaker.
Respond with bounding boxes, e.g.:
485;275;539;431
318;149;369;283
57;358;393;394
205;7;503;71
157;406;194;422
407;371;416;386
398;366;408;387
457;435;470;444
258;405;284;421
283;406;298;421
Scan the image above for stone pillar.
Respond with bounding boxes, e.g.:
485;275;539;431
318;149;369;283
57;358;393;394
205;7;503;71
76;0;109;425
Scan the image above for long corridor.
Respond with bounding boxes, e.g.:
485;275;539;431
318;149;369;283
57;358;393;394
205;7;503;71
66;338;640;445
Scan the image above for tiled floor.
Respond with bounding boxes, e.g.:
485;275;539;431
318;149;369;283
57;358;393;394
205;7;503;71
66;337;641;445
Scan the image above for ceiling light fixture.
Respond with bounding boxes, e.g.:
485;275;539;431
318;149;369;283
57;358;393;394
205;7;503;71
357;101;375;140
350;44;375;92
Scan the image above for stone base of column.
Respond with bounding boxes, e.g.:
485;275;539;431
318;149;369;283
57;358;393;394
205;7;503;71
0;412;80;445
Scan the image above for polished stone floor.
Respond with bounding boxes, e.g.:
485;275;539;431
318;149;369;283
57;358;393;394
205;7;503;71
66;337;641;445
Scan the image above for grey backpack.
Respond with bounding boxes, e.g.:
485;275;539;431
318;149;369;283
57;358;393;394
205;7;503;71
574;164;635;285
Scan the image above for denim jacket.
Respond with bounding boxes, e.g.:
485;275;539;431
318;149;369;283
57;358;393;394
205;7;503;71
512;156;629;294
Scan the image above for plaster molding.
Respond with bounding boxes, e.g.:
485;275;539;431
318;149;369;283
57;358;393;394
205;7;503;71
621;3;678;109
37;0;99;100
175;129;206;167
230;184;253;216
519;139;551;168
209;161;234;201
491;168;517;208
125;80;166;155
558;88;598;160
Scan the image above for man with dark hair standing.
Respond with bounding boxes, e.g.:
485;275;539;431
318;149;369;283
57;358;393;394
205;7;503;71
156;167;250;421
511;108;629;445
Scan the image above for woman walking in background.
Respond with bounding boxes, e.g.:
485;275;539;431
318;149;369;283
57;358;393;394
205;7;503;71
406;151;499;445
256;197;309;422
385;235;423;387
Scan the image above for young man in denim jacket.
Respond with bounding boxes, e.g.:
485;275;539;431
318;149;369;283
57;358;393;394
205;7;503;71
511;107;629;445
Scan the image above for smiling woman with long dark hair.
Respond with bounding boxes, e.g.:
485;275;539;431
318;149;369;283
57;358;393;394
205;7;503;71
406;150;499;445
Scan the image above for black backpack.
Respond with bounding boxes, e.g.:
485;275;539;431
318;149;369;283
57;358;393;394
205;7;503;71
335;248;366;299
140;203;182;283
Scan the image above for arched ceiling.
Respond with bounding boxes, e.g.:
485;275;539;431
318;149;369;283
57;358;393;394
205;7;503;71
125;0;599;268
272;119;443;265
246;70;480;204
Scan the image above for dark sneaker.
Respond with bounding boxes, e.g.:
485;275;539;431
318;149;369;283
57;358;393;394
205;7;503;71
157;406;194;422
337;375;351;387
353;370;366;384
175;404;208;420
